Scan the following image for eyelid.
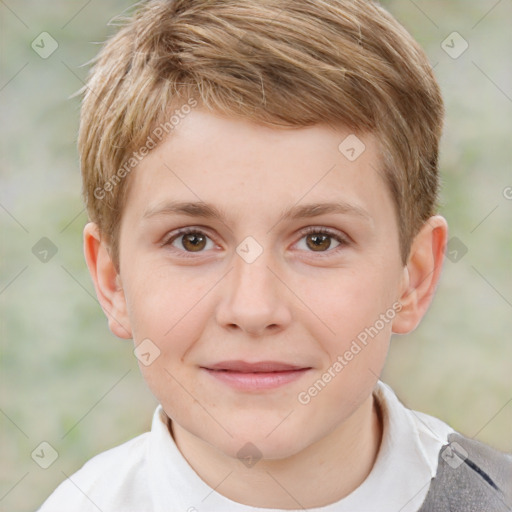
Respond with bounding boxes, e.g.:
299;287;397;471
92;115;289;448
299;226;351;244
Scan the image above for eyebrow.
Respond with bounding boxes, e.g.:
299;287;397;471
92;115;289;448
143;200;372;223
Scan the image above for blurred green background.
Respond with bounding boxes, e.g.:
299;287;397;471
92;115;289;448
0;1;511;510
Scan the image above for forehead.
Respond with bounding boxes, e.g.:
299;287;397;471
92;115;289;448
122;108;393;227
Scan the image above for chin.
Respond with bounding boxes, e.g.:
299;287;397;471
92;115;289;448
221;438;301;464
215;423;308;463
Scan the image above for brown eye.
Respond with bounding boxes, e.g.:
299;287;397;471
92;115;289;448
164;228;214;254
305;233;333;252
296;227;348;255
181;232;207;252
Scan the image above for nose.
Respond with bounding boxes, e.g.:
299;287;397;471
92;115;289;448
215;248;292;337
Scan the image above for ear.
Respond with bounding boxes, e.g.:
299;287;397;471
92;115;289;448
392;215;448;334
83;222;132;339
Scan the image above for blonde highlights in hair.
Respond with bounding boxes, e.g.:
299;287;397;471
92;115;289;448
77;0;444;268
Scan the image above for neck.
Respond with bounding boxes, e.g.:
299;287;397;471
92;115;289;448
169;393;383;509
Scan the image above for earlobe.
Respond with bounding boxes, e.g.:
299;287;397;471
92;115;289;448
83;222;132;340
392;215;448;334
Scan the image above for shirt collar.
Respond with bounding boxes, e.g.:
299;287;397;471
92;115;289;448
146;380;450;511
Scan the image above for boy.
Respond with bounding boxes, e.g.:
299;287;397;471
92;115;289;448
38;0;512;510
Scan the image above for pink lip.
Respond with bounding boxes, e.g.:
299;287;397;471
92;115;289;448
206;360;306;372
201;360;311;391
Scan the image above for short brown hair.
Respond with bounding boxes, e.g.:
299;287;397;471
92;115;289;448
77;0;444;269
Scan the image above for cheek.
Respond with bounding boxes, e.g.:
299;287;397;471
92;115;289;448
124;269;210;415
124;266;210;343
305;268;398;348
299;268;397;405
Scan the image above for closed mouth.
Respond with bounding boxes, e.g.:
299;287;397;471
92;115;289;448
202;360;311;373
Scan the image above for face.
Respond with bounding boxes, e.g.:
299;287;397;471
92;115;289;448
115;109;406;460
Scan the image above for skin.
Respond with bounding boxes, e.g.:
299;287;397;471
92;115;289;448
84;108;448;509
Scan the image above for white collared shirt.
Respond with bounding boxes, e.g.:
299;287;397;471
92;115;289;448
37;381;454;512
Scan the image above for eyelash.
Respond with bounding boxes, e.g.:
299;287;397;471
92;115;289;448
161;226;350;258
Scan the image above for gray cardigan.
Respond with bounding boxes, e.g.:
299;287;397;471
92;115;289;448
419;432;512;511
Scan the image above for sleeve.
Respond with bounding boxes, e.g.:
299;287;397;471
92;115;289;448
418;432;512;512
